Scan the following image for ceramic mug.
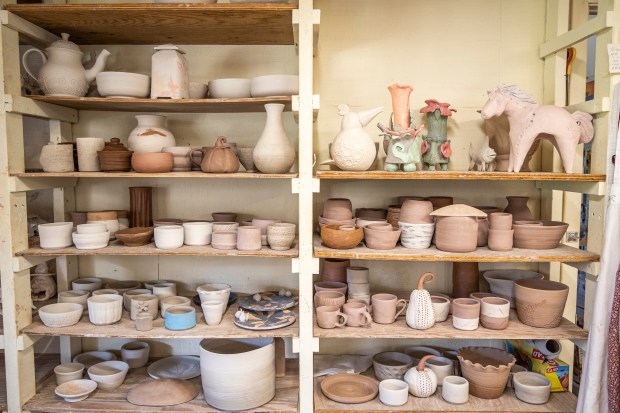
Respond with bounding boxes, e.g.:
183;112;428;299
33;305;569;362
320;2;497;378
121;341;150;368
315;305;348;329
431;296;451;322
201;300;226;326
183;221;213;246
163;305;196;331
371;293;406;324
342;302;372;327
379;379;409;406
442;376;469;404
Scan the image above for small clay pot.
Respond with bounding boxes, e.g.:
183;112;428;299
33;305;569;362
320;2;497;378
346;267;369;284
480;296;510;330
323;198;353;220
211;231;237;250
514;279;569;328
320;224;363;250
355;208;387;220
452;298;480;331
356;218;388;228
431;296;450;322
399;200;434;224
131;152;174;173
397;196;426;206
212;212;237;222
97;138;133;172
504;196;534;221
236;226;261;251
267;223;296;251
489;212;513;230
487;229;514;251
87;211;117;221
434;216;478;253
314;290;346;308
322;258;350;283
363;226;400;250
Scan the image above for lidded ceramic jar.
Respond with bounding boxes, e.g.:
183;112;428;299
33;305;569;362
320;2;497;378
97;138;133;172
150;44;189;99
430;204;487;253
127;115;176;153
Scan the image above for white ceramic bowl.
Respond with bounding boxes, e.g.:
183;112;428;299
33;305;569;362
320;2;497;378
72;231;110;250
208;78;251;98
154;225;184;249
189;82;208;99
73;351;117;369
54;362;85;385
38;303;83;328
87;294;123;325
87;360;129;390
379;379;408;406
250;75;299;97
72;278;102;292
513;372;552;404
96;72;150;98
55;379;97;402
38;222;73;249
58;290;90;310
76;223;107;234
87;219;119;237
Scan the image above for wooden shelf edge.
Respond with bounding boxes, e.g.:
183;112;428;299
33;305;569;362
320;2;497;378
314;170;606;182
6;3;298;12
12;172;298;179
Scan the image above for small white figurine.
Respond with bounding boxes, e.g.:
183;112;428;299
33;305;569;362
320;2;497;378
469;137;497;172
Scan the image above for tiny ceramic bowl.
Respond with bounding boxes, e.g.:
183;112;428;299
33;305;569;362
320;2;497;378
54;379;98;403
87;360;129;390
76;223;107;234
38;303;83;328
72;231;110;250
154;225;184;249
189;81;207;99
58;290;90;310
208;78;251;98
115;227;154;247
96;71;150;98
320;224;363;249
250;74;299;97
54;362;85;385
373;352;414;381
160;295;192;317
131;152;174;173
314;281;348;296
72;278;102;292
211;212;237;222
512;372;552;404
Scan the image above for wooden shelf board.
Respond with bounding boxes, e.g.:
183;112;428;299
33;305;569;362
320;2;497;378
6;4;297;45
17;240;299;258
313;235;599;263
25;95;293;113
315;170;606;182
314;310;587;340
314;375;577;413
24;360;299;413
23;297;298;339
13;171;297;179
0;354;59;411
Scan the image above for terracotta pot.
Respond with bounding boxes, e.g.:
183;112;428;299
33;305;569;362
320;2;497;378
322;258;350;283
132;152;174;173
427;196;453;210
193;136;239;173
386;205;401;228
399;200;434;224
480;297;510;330
487;229;514;251
434;216;478;253
476;218;489;247
129;187;153;228
452;262;479;299
317;216;356;232
314;291;345;308
504;196;534;221
514;279;569;328
320;224;363;250
452;298;480;331
355;208;387;220
314;281;348;296
323;198;353;220
513;221;568;249
489;212;513;230
363;226;400;250
457;347;515;399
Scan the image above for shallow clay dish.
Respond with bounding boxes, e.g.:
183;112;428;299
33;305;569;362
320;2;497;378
131;152;174;173
320;373;379;403
320;224;363;249
457;346;515;399
233;309;296;330
514;279;569;328
115;227;154;247
238;291;296;311
513;220;568;249
127;378;199;406
147;356;200;380
55;379;97;403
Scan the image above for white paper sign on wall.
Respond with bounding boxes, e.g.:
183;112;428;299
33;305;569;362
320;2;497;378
607;44;620;73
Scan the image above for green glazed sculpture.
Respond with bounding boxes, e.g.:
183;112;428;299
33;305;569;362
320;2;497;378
420;99;456;171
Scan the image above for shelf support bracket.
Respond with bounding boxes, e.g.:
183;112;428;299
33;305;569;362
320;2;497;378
535;180;606;196
565;261;600;278
571;339;588;352
12;255;53;272
292;337;319;353
292;8;320;57
292;177;320;194
3;94;78;123
8;176;78;192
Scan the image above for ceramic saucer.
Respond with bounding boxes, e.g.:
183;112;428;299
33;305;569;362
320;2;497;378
147;356;201;380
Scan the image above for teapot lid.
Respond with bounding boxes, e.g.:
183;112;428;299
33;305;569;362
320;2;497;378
48;33;82;53
154;44;186;54
101;138;130;152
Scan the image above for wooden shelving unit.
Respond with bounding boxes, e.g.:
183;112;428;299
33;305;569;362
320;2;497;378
25;360;299;413
12;171;297;179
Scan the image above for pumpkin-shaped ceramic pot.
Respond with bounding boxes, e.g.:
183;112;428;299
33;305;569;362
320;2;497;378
198;136;239;173
404;355;438;397
406;272;435;330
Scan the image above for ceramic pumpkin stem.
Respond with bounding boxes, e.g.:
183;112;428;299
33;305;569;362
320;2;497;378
417;355;436;371
215;136;227;147
417;272;434;290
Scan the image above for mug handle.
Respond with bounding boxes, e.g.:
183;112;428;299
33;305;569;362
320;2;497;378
335;312;348;328
359;311;373;326
394;299;407;320
188;149;202;168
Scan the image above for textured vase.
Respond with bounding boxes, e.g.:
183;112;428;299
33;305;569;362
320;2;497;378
129;187;153;228
503;196;534;221
127;115;176;153
253;104;295;174
452;262;479;299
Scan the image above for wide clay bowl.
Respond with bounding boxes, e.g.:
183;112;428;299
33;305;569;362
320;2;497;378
131;152;174;173
363;226;400;250
96;71;150;98
38;303;83;328
513;220;568;249
372;351;414;381
320;224;363;250
115;227;154;247
483;269;544;308
514;279;569;328
87;360;129;390
457;346;515;399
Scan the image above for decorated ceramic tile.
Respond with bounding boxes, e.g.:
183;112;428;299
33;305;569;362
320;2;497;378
238;291;297;312
233;309;296;331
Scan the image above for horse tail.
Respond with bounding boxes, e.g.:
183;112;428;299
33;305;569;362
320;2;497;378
572;111;594;144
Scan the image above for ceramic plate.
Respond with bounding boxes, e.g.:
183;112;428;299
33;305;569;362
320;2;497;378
192;292;237;307
320;374;379;404
238;291;297;312
233;309;296;331
147;356;201;380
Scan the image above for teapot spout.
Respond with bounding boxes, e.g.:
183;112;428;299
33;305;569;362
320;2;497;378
358;106;384;127
320;159;336;166
85;49;111;83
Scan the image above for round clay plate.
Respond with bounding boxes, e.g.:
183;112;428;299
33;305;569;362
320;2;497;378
233;309;296;331
320;374;379;404
147;356;201;380
238;291;297;311
127;378;199;406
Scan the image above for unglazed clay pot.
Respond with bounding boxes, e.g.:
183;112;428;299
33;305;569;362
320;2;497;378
452;298;480;331
211;212;237;222
314;291;346;308
489;212;513;230
458;347;515;399
503;196;534;221
267;223;296;250
513;221;568;249
442;376;469;404
76;137;105;171
480;296;510;330
320;224;363;249
434;216;478;252
356;208;387;220
373;352;413;381
211;231;237;250
162;146;192;172
399;200;434;224
322;258;350;283
38;222;74;249
253;103;295;174
192;136;239;173
236;226;262;251
386;206;401;228
451;262;480;299
399;222;434;249
513;372;552;404
132;152;174;173
323;198;353;220
514;279;569;328
363;226;400;250
127;115;176;153
487;229;514;251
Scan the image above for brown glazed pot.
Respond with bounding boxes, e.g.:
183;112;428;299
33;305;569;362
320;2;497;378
320;224;363;249
322;258;350;283
427;196;454;210
97;138;133;172
513;221;568;249
503;196;534;221
514;279;569;328
452;262;480;298
458;347;516;399
129;187;153;228
434;216;478;253
399;200;434;224
487;229;514;251
363;226;401;250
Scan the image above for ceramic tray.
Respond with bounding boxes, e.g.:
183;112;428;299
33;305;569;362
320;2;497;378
238;291;297;312
147;356;201;380
192;292;237;307
320;374;379;404
233;309;296;331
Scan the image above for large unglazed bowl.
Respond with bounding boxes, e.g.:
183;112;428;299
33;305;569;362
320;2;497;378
39;303;83;328
457;346;515;399
87;360;129;390
514;279;569;328
250;75;299;97
96;72;150;98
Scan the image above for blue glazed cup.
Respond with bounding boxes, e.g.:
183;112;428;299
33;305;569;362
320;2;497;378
163;305;196;330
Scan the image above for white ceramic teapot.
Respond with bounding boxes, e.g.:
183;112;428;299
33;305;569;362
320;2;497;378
22;33;110;97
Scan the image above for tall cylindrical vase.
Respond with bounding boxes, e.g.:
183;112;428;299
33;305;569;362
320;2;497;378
130;187;153;228
252;103;295;174
452;262;479;299
503;196;534;221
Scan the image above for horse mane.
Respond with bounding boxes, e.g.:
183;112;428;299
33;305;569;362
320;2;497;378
490;84;538;104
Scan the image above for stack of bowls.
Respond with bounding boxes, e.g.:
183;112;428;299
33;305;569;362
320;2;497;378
398;200;435;249
38;222;74;249
363;223;400;250
87;211;120;239
347;266;370;304
319;198;355;231
72;223;110;250
487;212;514;251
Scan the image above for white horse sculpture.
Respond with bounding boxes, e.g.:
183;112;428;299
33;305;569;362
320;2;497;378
480;84;594;173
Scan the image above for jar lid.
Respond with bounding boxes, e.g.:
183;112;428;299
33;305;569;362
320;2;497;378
48;33;82;53
101;138;130;152
430;204;487;217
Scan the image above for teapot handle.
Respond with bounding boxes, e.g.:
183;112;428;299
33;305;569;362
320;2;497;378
189;150;203;168
22;48;47;81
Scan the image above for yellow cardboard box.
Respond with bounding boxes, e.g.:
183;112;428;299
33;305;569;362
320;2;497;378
506;340;569;392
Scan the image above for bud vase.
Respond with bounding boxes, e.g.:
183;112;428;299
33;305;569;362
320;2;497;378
253;103;295;174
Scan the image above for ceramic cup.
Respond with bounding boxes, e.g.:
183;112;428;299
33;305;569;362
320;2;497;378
480;296;511;330
87;294;123;325
154;225;184;249
342;302;372;327
236;226;262;251
162;146;193;172
425;356;454;385
129;294;158;321
183;221;213;246
371;293;406;324
57;290;90;311
489;212;513;230
76;137;105;171
266;223;296;250
315;305;348;329
163;305;196;330
152;282;177;301
346;266;370;284
442;376;469;404
379;379;409;406
201;300;226;326
211;231;237;250
314;291;346;308
160;295;191;317
431;296;451;322
38;222;73;249
54;362;85;385
487;229;514;251
451;298;480;331
121;341;150;368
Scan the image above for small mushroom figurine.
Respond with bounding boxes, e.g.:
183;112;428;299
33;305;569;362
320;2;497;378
404;355;438;397
406;272;435;330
